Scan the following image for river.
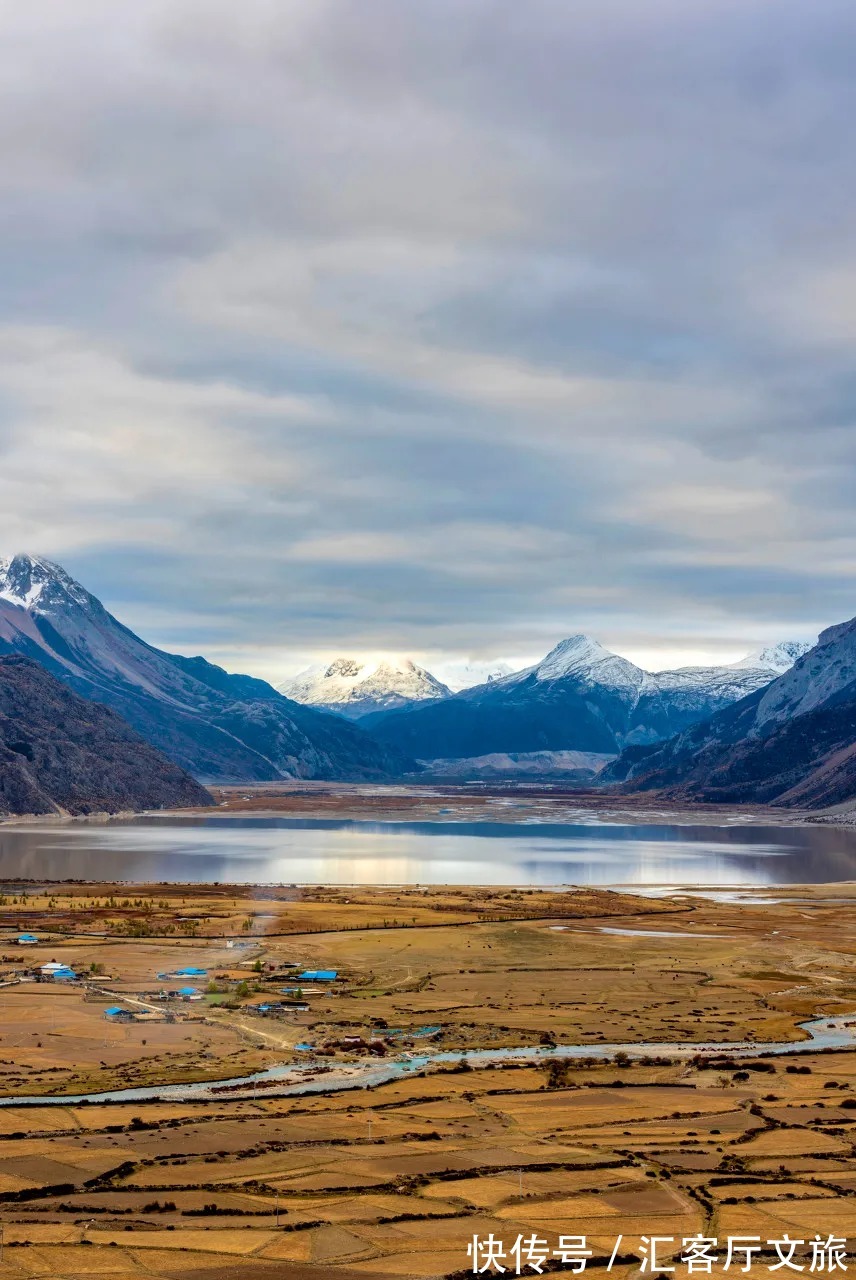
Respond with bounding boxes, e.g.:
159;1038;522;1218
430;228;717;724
1;1015;852;1108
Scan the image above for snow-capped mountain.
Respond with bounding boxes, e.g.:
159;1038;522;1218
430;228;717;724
0;554;408;783
278;656;450;720
0;553;92;613
368;632;810;762
731;640;813;674
526;635;645;690
628;641;814;745
606;618;856;808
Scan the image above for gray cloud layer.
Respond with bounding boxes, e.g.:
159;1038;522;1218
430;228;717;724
0;0;853;676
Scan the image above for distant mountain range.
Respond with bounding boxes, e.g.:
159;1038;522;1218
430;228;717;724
2;551;843;808
0;654;211;815
0;554;407;783
363;634;812;761
604;618;856;807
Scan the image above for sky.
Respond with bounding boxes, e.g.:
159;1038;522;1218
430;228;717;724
0;0;854;681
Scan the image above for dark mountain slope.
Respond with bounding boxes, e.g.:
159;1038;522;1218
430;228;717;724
604;619;856;808
0;655;212;815
0;554;407;783
364;669;626;757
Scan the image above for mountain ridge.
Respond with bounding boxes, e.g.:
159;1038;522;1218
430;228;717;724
0;554;409;783
603;617;856;807
367;632;811;760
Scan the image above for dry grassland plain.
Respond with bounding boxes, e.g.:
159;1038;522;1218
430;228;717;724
1;856;856;1277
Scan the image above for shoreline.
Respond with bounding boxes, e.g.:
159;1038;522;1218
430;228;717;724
2;774;853;829
0;795;829;830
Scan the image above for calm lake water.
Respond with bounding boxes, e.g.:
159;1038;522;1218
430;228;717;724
0;815;855;885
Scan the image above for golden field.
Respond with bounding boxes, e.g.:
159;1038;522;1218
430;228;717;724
0;872;856;1277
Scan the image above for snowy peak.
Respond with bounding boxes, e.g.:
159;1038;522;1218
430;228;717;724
277;655;451;719
533;634;646;692
0;553;94;614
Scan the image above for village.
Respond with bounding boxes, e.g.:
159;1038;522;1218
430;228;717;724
0;915;446;1070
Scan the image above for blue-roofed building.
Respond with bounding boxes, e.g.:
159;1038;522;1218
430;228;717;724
176;967;207;977
177;986;199;996
104;1006;133;1020
17;933;38;945
298;970;337;982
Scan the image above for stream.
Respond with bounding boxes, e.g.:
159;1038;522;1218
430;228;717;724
1;1015;853;1107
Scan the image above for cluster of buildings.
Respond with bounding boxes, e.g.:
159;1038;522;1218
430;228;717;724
6;934;348;1033
245;966;339;1019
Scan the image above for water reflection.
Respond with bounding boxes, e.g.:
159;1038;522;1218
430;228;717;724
0;815;855;885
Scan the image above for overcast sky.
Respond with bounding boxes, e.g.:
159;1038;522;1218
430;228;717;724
0;0;853;679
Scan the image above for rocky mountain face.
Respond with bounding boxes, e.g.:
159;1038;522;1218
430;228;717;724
417;749;614;783
278;656;450;719
604;619;856;807
0;555;408;783
0;655;212;815
367;634;809;761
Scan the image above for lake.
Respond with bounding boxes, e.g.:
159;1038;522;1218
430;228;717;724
0;814;855;885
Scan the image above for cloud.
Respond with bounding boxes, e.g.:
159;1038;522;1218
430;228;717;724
0;0;852;675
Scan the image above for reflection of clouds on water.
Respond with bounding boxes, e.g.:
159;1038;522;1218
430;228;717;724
0;817;855;886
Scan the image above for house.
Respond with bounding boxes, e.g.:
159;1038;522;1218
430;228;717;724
177;986;200;1000
17;933;38;945
175;966;207;977
104;1006;134;1021
40;961;77;981
298;970;337;982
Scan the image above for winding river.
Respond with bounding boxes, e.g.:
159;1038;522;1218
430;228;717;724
2;1015;853;1108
